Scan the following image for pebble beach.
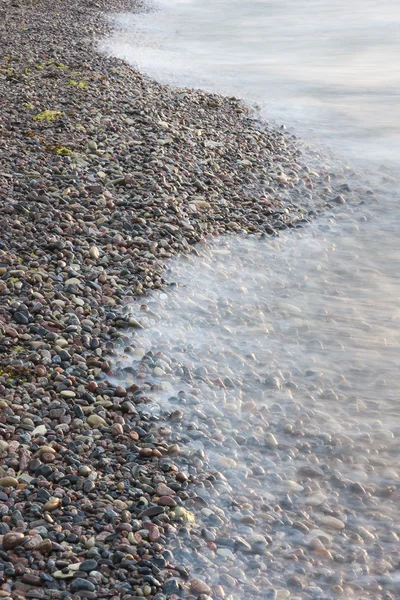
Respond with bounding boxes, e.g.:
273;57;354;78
0;0;387;599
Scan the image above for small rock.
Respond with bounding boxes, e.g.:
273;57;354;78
111;423;124;436
88;414;107;428
24;534;43;550
148;524;160;542
89;246;100;259
265;433;279;447
162;579;180;595
34;538;53;554
86;184;103;195
32;425;47;436
60;390;76;398
320;516;345;530
14;311;29;324
65;277;81;286
79;466;92;477
190;579;211;595
156;483;176;496
2;532;25;550
0;476;18;487
21;573;42;586
305;493;327;506
36;446;56;457
138;506;165;518
53;570;74;579
332;194;346;204
79;559;98;572
143;584;152;596
19;474;34;485
43;497;61;512
87;381;98;393
298;465;324;478
158;496;177;507
153;367;165;377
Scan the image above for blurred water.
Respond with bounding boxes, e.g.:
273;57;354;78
103;0;400;165
113;194;400;599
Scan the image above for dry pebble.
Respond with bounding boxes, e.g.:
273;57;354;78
0;477;18;488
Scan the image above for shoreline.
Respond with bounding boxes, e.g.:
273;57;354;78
0;0;358;598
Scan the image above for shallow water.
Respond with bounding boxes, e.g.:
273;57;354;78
112;188;400;599
102;0;400;165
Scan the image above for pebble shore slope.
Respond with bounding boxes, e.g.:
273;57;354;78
0;0;344;598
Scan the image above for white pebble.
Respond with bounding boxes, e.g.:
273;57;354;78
320;516;345;530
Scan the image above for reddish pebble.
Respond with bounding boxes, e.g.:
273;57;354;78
2;532;25;550
190;579;211;595
41;452;55;464
158;496;177;507
87;381;98;393
139;448;153;457
148;524;160;542
156;483;176;496
5;328;18;338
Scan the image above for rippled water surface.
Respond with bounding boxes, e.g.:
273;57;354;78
103;0;400;164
